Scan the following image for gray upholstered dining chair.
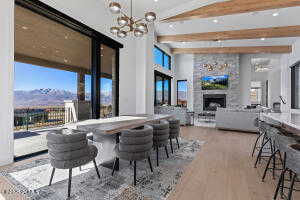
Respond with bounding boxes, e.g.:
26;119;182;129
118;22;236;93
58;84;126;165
150;120;170;166
46;129;100;198
168;118;180;154
112;125;153;186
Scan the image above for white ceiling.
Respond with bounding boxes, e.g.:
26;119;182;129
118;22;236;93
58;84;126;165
151;0;300;48
103;0;300;49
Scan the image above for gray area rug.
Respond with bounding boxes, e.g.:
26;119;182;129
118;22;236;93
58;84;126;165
1;139;203;200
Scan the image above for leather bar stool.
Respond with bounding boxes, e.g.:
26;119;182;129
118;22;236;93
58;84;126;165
168;118;180;154
150;120;170;167
46;129;100;198
112;125;153;186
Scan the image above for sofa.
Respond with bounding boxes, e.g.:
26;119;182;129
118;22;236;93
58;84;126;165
215;107;270;133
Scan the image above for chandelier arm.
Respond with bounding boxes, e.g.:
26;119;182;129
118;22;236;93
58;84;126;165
133;18;145;24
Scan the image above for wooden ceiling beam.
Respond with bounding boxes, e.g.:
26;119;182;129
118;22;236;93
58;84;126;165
158;26;300;43
162;0;300;22
171;46;292;54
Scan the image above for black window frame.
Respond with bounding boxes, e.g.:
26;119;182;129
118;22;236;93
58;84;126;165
177;80;188;107
154;71;172;106
154;45;171;70
291;60;300;109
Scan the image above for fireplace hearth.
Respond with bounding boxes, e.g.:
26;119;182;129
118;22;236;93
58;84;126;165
203;94;226;111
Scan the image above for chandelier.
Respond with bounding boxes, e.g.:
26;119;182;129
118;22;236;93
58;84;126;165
108;0;157;38
203;62;229;71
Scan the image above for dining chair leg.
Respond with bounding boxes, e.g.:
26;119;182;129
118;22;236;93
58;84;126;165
67;168;72;198
287;173;297;200
165;146;169;158
133;161;137;186
156;146;159;167
170;138;174;154
251;132;263;157
49;167;55;186
147;157;153;172
176;137;180;149
93;159;100;179
112;157;119;176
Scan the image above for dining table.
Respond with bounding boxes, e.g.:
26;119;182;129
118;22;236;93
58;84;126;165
64;114;173;170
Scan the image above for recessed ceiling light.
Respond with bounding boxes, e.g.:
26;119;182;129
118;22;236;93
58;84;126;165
272;12;279;17
64;58;68;63
55;50;59;53
169;24;174;28
217;40;222;43
261;38;265;41
154;0;158;2
182;41;187;44
22;26;28;30
65;35;69;39
213;19;218;23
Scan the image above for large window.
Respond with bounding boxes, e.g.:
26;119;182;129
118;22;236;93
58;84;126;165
155;71;172;106
153;46;171;70
291;62;300;109
177;80;188;107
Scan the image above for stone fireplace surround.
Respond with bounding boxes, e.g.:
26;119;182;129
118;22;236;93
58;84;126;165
203;94;226;111
193;54;240;113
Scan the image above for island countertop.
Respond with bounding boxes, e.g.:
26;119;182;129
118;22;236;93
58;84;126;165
261;112;300;133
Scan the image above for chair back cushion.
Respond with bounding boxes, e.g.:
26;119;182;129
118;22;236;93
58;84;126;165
119;125;153;153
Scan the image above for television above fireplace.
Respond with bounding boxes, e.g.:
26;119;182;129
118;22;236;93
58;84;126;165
201;75;229;90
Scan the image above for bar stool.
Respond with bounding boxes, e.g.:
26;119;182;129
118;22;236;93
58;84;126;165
274;143;300;200
112;125;153;186
46;129;100;198
168;118;180;154
254;122;275;168
150;120;170;166
251;119;268;157
261;128;295;182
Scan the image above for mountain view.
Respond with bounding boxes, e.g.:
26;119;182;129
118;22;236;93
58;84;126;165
14;88;112;107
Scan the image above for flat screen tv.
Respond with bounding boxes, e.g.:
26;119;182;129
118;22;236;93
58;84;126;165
201;75;229;90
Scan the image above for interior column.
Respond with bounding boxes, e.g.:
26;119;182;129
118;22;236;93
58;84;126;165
0;0;14;166
77;72;85;101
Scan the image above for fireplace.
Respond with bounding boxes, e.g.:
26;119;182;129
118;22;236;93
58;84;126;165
203;94;226;111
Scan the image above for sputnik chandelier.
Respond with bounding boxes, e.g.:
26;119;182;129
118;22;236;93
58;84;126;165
203;62;229;71
108;0;157;38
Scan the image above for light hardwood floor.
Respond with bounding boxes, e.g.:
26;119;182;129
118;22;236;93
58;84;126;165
0;126;299;200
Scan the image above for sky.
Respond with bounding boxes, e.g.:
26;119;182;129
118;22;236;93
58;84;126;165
14;62;112;93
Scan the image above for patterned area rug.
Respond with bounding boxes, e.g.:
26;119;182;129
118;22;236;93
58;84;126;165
0;139;203;200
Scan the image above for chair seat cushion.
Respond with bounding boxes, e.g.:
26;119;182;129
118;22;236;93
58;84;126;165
119;142;153;153
153;134;169;141
121;125;153;138
154;129;169;136
115;146;151;161
120;134;153;145
50;145;97;169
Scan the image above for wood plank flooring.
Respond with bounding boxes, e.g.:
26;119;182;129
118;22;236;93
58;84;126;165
0;126;299;200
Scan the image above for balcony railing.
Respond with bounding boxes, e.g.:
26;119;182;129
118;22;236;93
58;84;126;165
14;107;65;131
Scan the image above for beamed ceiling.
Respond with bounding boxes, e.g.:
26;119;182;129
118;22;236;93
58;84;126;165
15;5;115;75
152;0;300;53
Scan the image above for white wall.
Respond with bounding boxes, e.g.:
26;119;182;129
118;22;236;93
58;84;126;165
175;54;194;111
39;0;137;115
239;53;282;107
0;0;14;166
280;38;300;112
